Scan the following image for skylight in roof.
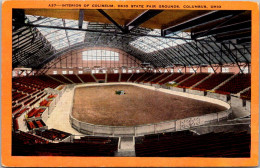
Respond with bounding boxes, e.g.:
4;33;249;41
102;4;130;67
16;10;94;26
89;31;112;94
130;29;191;53
26;15;88;50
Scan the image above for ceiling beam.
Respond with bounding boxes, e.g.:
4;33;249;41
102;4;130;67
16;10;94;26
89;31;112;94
236;38;251;45
215;31;251;42
78;9;84;29
97;9;126;33
229;40;250;64
192;20;251;39
162;10;246;36
13;22;198;41
125;10;163;32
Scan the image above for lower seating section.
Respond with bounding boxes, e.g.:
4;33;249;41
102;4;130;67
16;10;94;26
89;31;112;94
26;119;46;130
120;73;132;82
159;73;183;84
27;108;45;118
107;74;119;82
49;75;73;84
77;74;96;82
151;73;172;84
241;88;251;100
13;76;61;90
12;91;27;101
12;104;23;114
39;99;51;107
36;75;61;89
14;108;29;118
47;94;57;99
64;74;82;83
74;136;118;145
12;131;49;145
174;73;193;83
129;73;145;82
24;97;35;106
215;74;251;94
143;73;163;83
136;73;154;82
178;73;209;88
13;108;29;131
12;135;118;156
35;129;71;141
135;131;250;157
12;83;37;94
194;73;234;91
94;74;106;80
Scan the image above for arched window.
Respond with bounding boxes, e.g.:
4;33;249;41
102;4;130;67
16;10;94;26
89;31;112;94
82;50;119;61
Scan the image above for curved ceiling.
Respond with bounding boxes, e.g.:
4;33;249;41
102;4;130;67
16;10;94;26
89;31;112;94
12;9;251;70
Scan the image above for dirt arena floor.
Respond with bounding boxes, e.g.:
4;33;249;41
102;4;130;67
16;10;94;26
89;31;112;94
72;85;227;126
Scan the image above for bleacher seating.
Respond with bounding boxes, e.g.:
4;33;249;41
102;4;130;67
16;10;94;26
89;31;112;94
26;121;36;130
24;97;35;105
29;97;41;106
36;75;61;89
107;74;119;82
158;73;183;84
135;131;250;157
12;135;118;156
193;73;234;91
12;83;37;94
47;94;57;99
178;73;209;88
215;74;251;94
120;73;132;82
26;119;46;130
12;104;23;114
136;73;154;82
49;75;73;84
73;136;118;144
39;99;51;107
13;76;60;90
64;74;82;83
240;88;251;100
12;131;49;145
174;73;193;83
12;91;27;101
151;73;172;84
77;74;96;83
143;73;163;83
93;74;106;80
129;73;145;82
13;108;29;131
36;129;71;141
27;108;45;118
17;95;31;104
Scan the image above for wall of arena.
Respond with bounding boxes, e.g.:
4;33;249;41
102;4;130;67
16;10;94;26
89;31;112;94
69;83;231;136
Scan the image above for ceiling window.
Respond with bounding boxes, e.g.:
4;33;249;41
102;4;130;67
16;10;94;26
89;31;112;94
130;29;191;53
82;50;119;61
26;15;88;50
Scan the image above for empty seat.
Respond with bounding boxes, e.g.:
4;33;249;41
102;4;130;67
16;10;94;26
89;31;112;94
77;74;96;83
64;74;82;83
178;73;209;88
193;73;234;91
159;73;183;84
120;73;132;82
215;74;251;94
107;74;119;82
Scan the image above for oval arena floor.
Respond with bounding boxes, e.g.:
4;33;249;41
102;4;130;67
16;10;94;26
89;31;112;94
72;85;226;126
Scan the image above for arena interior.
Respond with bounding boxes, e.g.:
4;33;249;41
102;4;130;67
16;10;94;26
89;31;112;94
12;9;251;157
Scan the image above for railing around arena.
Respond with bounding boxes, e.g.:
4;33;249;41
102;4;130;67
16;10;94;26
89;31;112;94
69;83;232;137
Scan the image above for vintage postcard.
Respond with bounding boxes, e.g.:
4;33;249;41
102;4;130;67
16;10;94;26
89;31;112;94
1;0;259;167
